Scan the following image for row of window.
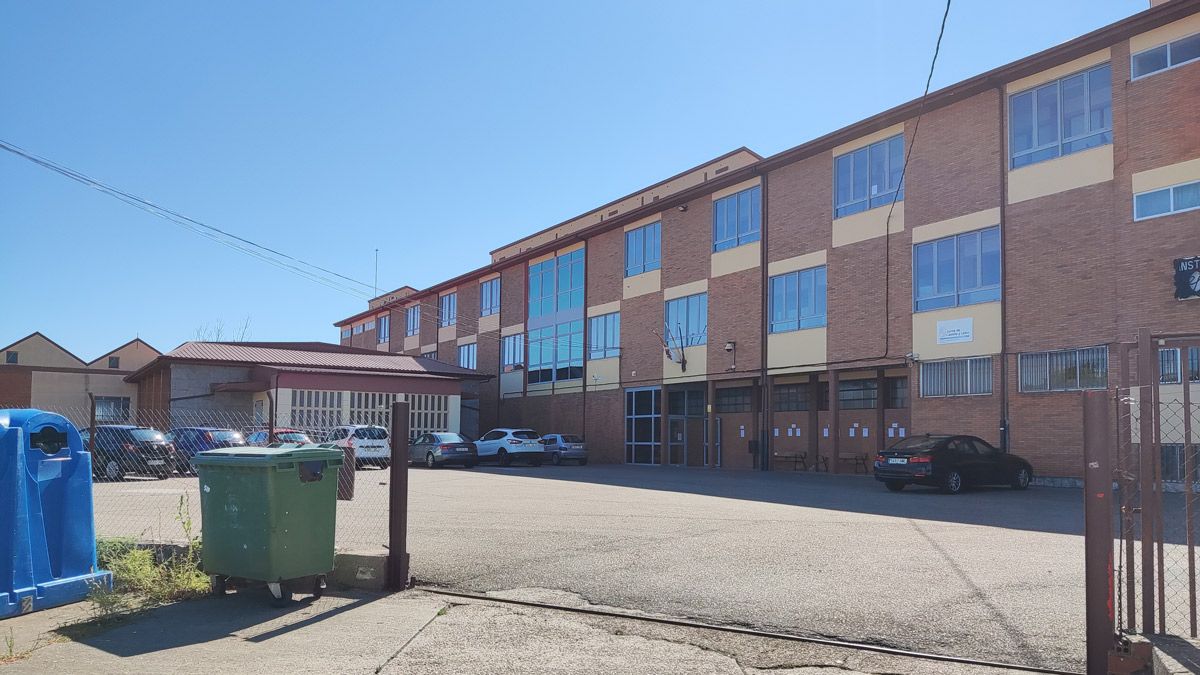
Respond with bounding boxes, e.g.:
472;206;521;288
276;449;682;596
1160;347;1200;384
711;378;910;414
366;47;1200;346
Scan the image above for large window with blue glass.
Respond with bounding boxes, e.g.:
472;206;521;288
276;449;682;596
664;293;708;346
913;227;1000;312
769;266;827;332
834;135;904;218
712;186;761;252
1009;63;1112;169
625;221;661;277
527;248;586;383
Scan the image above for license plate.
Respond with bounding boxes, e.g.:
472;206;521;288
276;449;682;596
148;460;166;466
887;457;907;465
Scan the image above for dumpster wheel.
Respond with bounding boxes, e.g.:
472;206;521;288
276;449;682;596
268;582;293;607
313;574;327;600
210;575;228;597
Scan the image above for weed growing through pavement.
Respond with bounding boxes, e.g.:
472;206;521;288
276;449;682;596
83;494;209;623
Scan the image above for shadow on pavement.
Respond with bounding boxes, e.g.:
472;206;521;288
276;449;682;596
56;589;382;657
471;463;1087;536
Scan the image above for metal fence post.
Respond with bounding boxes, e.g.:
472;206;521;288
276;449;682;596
1083;389;1114;675
1137;327;1156;634
387;401;410;591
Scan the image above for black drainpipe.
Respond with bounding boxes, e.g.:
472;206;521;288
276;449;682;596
759;172;771;471
997;84;1010;451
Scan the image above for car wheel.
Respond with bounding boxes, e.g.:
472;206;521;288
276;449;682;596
425;452;437;469
885;481;905;492
552;452;561;466
1011;467;1032;490
104;459;124;482
942;470;964;495
498;450;511;467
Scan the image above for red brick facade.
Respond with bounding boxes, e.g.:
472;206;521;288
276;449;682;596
333;4;1200;482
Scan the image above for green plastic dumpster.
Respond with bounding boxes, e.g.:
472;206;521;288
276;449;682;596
193;444;342;605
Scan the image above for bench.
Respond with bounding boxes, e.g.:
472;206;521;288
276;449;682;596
838;453;871;474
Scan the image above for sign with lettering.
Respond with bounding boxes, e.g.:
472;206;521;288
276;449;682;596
936;317;974;344
1176;257;1200;301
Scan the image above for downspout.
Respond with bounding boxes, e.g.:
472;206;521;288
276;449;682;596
759;172;772;471
997;83;1010;451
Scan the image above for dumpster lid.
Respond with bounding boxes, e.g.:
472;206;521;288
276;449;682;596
192;444;342;465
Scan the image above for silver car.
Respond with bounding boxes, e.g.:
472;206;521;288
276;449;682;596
542;433;588;465
409;432;478;468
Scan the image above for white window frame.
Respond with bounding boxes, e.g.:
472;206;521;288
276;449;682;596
458;343;477;370
438;292;457;327
1131;31;1200;81
501;334;525;369
1008;63;1112;170
1133;179;1200;221
405;306;420;337
480;278;501;317
588;312;621;360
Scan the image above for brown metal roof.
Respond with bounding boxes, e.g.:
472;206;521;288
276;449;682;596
125;341;488;382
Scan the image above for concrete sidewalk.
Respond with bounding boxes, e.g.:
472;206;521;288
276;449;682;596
1;588;1032;675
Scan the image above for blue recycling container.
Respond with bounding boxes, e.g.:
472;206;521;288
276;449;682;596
1;409;111;618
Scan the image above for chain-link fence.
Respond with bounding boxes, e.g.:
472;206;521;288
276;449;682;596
7;402;399;552
1109;335;1200;642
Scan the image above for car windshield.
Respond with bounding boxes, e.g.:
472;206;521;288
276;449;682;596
559;434;583;443
278;432;309;442
355;427;388;440
887;436;945;453
435;433;473;443
512;430;539;440
211;430;244;443
130;429;165;442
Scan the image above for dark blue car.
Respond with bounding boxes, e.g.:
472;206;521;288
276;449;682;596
167;427;246;473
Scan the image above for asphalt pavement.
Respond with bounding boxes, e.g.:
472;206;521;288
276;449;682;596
92;464;1087;671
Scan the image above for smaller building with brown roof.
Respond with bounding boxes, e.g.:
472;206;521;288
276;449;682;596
125;341;488;437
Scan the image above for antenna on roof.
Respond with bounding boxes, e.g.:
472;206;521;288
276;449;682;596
374;249;379;298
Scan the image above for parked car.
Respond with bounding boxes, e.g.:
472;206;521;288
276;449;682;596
474;428;544;466
81;425;177;481
541;434;588;465
167;427;246;473
328;425;391;468
244;428;314;445
409;432;478;468
873;434;1034;494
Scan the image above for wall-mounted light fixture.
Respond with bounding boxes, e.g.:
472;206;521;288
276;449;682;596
677;204;688;212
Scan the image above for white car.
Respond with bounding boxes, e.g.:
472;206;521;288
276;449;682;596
474;428;544;466
328;425;391;469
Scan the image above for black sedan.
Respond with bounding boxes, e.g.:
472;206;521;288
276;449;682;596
80;425;178;480
873;434;1033;494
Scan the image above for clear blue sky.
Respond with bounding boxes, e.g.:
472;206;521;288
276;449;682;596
0;1;1141;359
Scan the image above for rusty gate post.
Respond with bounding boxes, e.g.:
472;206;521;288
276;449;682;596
1083;389;1114;675
387;401;410;591
1137;327;1157;634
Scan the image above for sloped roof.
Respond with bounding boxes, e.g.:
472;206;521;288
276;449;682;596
126;341;487;382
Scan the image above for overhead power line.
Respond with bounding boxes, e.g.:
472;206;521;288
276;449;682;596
0;139;375;299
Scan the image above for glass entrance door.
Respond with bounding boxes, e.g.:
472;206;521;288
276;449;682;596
668;417;686;465
625;387;661;464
